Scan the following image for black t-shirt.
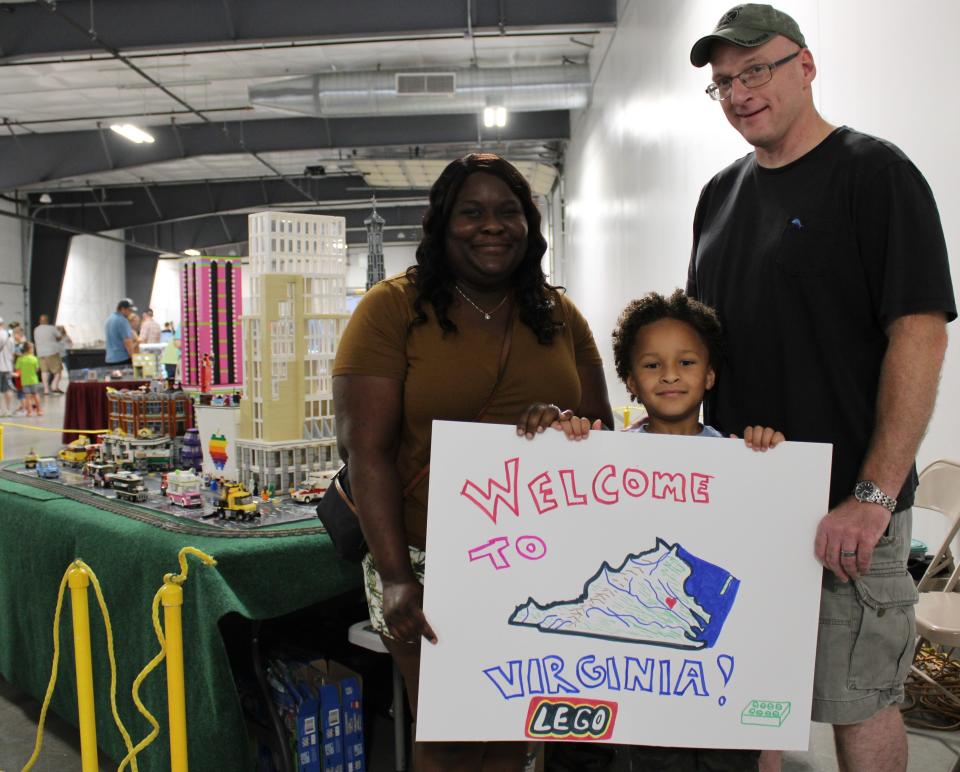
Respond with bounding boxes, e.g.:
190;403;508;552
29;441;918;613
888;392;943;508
688;127;956;511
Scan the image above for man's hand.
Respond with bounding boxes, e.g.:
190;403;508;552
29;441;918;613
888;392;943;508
814;497;892;582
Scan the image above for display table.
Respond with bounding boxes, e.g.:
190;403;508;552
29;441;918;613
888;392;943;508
0;472;361;771
63;380;148;442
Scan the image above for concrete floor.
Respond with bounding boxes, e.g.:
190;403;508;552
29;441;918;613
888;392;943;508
2;381;960;770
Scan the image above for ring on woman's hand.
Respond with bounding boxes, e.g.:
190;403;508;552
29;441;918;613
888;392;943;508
840;549;857;558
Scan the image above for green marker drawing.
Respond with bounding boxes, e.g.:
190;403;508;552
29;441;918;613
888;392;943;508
741;700;791;727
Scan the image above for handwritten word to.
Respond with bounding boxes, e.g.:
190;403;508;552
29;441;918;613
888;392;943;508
524;696;618;740
461;457;715;524
468;535;547;570
483;654;734;702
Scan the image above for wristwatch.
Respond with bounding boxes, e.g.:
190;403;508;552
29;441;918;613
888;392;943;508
853;480;897;513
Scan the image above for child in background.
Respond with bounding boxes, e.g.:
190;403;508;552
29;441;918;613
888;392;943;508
15;341;42;417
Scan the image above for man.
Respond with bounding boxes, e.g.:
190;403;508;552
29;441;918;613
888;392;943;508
0;319;15;416
32;313;63;395
105;298;138;366
687;5;955;772
138;308;162;344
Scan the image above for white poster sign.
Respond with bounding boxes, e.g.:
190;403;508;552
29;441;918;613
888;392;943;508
419;421;832;750
194;404;240;480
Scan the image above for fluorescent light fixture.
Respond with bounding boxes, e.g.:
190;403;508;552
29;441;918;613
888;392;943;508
183;248;202;256
109;123;155;144
38;193;53;204
483;106;507;128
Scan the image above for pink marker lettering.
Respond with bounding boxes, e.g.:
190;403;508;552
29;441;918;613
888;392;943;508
468;536;512;570
652;471;687;502
558;469;587;506
527;472;558;515
690;473;714;503
592;464;619;505
461;457;521;524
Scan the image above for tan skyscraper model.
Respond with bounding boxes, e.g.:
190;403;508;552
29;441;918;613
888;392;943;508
236;211;349;492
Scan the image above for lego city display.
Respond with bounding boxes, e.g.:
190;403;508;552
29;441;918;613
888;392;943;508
180;428;203;472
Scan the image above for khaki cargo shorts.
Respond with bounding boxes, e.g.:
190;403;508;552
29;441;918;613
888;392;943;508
362;546;426;640
39;353;62;373
813;508;918;725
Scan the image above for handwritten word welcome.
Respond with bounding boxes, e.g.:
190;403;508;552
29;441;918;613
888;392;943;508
461;458;715;524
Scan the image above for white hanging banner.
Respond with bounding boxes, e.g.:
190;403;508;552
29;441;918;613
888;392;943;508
418;421;831;750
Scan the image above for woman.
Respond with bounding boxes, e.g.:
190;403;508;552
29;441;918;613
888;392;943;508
333;153;612;771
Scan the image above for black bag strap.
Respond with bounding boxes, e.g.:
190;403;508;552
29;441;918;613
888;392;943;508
403;304;515;497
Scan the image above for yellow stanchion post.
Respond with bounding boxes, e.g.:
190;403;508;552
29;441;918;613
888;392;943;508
160;581;188;772
67;562;99;772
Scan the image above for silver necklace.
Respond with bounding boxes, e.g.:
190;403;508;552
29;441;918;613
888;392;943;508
455;285;508;320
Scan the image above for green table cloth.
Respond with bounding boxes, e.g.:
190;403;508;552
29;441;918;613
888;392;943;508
0;474;361;771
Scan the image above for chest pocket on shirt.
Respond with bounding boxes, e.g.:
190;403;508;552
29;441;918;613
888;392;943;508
776;217;840;276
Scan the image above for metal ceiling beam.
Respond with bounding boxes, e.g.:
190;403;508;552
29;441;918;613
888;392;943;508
0;111;569;190
23;176;426;232
1;0;616;61
126;204;426;253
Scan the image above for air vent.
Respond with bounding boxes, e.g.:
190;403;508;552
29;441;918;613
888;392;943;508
395;72;455;96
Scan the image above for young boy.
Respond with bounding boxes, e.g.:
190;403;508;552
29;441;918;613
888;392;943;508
520;289;782;771
15;341;43;417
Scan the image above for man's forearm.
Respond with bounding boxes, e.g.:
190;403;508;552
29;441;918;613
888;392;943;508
859;312;948;499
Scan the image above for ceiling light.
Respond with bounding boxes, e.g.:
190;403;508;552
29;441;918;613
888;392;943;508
483;106;507;129
38;193;52;204
110;123;155;144
183;249;202;256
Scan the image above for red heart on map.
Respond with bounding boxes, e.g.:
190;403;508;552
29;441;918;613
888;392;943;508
665;597;677;609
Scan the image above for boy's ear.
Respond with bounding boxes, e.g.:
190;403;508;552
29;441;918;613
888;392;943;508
705;366;716;391
625;374;639;402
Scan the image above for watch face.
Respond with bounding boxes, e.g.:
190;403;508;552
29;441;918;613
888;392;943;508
855;481;875;501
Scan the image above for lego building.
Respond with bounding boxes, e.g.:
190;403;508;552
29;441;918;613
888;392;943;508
180;256;244;392
236;212;348;492
107;389;194;438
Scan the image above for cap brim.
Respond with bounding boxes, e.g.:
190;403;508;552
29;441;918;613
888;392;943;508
690;28;776;67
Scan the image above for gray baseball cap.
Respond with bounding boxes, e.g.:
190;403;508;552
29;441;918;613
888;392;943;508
690;4;806;67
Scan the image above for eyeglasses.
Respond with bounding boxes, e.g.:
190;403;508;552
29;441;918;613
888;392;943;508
705;50;801;101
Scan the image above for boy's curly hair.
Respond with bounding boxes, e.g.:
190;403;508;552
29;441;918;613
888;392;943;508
612;289;723;397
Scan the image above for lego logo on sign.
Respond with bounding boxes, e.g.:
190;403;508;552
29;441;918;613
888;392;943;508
524;696;617;741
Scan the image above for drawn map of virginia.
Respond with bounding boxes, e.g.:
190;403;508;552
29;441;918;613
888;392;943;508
508;538;740;649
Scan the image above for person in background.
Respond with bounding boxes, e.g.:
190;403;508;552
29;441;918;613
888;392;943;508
9;323;27;414
160;322;174;343
56;325;73;384
139;308;162;344
32;313;64;395
0;317;14;417
688;5;955;770
14;341;42;417
105;299;138;367
334;152;612;771
161;324;181;381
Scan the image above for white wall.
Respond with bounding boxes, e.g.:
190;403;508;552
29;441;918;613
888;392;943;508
562;0;959;547
56;231;125;346
148;258;182;331
0;199;26;325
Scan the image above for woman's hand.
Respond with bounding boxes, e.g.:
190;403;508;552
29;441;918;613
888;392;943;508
730;425;785;451
382;579;438;644
515;403;572;439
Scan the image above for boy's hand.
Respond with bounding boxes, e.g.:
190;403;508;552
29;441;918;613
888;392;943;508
549;415;601;441
730;425;785;451
516;403;571;439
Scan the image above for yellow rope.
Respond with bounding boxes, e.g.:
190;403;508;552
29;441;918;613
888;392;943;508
119;547;217;771
904;644;960;730
21;559;139;772
0;423;110;433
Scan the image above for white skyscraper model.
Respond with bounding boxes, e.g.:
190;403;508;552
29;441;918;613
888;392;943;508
236;211;349;492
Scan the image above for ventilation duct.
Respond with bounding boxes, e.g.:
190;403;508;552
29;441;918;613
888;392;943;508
249;65;590;118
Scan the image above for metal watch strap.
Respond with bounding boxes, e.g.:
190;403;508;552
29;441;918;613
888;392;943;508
855;480;897;512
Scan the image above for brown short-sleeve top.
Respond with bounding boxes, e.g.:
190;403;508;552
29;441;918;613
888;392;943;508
333;273;602;547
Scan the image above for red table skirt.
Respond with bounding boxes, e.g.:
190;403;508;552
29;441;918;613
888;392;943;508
62;381;148;443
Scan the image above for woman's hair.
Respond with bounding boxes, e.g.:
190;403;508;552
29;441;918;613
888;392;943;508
612;289;723;399
406;152;561;344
